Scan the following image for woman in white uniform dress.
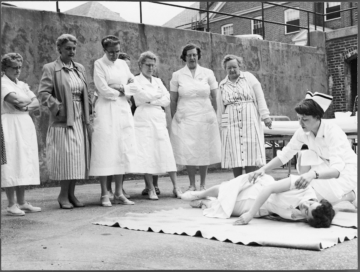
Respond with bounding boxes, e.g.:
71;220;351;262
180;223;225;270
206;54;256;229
1;53;41;216
89;36;139;207
170;44;221;192
132;51;182;200
251;92;357;208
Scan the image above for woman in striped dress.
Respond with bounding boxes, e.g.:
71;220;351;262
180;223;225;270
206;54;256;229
38;34;93;209
217;55;272;178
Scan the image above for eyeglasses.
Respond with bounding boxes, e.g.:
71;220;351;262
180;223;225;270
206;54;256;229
9;66;22;71
186;54;198;58
105;50;121;55
143;64;156;68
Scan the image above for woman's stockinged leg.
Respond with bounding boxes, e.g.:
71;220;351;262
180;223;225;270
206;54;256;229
169;171;178;188
114;174;124;196
99;176;109;197
199;165;208;187
15;186;26;205
144;174;155;191
186;165;196;188
197;185;220;199
106;176;113;192
5;187;16;207
58;180;71;204
68;180;84;207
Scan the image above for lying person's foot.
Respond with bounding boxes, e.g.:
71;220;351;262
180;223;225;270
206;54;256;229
181;191;202;201
190;199;211;209
234;212;253;225
19;202;42;213
113;194;134;205
173;187;182;199
184;185;196;192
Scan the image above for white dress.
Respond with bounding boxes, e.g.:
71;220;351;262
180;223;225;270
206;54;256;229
132;74;177;174
1;75;40;187
170;65;221;166
89;55;139;176
203;174;317;220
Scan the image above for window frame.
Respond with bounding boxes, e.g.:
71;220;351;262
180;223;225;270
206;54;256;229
324;2;341;21
251;16;263;35
221;23;234;36
284;8;300;35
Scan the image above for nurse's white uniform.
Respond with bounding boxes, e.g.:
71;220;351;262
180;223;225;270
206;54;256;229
89;55;139;176
170;64;221;166
132;74;177;174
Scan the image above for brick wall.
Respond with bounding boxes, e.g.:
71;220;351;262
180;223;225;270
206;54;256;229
326;33;358;114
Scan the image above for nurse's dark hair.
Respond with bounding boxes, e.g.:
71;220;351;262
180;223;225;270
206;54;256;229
180;43;201;61
101;35;120;50
307;199;335;228
294;99;324;120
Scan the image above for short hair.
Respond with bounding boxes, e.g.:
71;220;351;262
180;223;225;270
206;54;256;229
222;54;245;70
56;34;77;50
307;199;335;228
138;51;158;67
180;43;201;61
101;35;120;50
1;53;23;72
295;99;324;119
118;52;130;61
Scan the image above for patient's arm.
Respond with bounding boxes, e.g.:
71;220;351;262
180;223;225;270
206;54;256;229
234;178;292;225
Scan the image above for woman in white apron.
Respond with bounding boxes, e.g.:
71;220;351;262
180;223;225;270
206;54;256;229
217;55;272;177
132;51;182;200
170;44;221;192
250;92;357;208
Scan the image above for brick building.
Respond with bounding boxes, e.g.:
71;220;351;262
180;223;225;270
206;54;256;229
163;2;358;115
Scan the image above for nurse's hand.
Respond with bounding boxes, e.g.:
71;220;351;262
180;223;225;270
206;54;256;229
234;212;253;225
295;171;316;189
248;168;265;184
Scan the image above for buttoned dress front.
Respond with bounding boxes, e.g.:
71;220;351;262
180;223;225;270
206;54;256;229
170;65;221;166
132;74;177;174
277;120;357;203
89;55;139;176
218;72;270;169
1;75;40;187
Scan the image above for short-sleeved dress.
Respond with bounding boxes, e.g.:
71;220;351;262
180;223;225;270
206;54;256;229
132;73;177;174
170;65;221;166
1;75;40;187
218;72;270;168
203;173;317;220
89;55;139;176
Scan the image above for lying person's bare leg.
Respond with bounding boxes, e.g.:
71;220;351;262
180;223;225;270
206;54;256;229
181;185;220;201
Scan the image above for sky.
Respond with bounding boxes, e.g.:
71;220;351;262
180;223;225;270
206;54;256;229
2;1;195;26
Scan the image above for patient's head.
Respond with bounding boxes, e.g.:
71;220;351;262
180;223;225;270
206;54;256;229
305;199;335;228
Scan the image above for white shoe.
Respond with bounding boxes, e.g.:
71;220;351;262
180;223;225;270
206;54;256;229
148;189;159;200
100;195;112;207
7;204;25;216
108;191;114;201
181;191;202;201
19;202;41;213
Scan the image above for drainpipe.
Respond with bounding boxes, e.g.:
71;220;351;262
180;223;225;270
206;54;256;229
350;2;353;26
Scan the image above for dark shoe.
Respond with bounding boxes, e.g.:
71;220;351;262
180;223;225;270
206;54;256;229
142;188;149;196
154;187;160;195
69;200;85;208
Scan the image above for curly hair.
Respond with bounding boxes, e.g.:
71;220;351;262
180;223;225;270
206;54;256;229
56;34;77;52
138;51;158;68
101;35;120;50
307;199;335;228
180;43;201;62
295;99;324;120
1;53;23;72
222;54;245;70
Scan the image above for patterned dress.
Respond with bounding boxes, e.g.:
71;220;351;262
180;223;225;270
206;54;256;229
46;62;89;180
220;75;266;168
1;123;6;165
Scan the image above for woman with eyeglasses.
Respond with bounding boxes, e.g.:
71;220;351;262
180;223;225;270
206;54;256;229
2;53;41;216
132;51;182;200
170;44;221;192
38;34;93;210
89;35;139;207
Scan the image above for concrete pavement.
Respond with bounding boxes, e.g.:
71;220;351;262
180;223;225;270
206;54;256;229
1;169;357;270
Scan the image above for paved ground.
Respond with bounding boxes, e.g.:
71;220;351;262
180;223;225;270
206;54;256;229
1;168;358;270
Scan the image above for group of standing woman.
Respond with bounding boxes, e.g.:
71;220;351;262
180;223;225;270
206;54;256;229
1;32;278;214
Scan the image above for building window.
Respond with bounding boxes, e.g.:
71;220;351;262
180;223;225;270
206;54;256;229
325;2;341;21
284;8;300;34
221;24;233;35
252;16;263;35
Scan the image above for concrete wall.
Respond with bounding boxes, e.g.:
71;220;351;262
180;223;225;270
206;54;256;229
1;6;328;182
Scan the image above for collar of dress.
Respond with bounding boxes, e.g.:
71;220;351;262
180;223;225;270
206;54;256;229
182;64;203;78
138;73;155;85
219;71;245;88
315;119;326;139
102;54;116;66
54;57;79;72
2;74;19;86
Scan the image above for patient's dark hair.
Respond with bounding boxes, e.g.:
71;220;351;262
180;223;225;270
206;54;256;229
294;99;324;120
307;199;335;228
